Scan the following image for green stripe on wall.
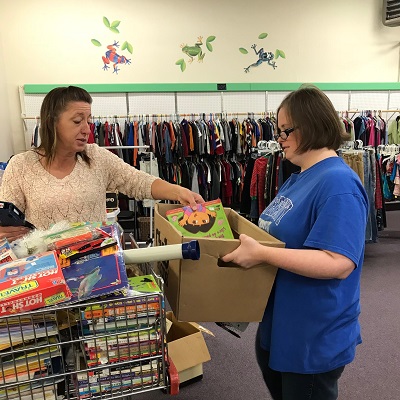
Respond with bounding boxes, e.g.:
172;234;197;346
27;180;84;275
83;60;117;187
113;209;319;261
23;82;400;94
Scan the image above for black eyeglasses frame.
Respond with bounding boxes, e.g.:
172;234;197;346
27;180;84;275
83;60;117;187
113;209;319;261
274;127;296;141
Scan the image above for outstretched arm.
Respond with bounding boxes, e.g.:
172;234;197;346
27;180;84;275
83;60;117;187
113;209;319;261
221;234;355;280
151;179;204;208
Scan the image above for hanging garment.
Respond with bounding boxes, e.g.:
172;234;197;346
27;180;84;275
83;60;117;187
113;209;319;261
388;118;400;144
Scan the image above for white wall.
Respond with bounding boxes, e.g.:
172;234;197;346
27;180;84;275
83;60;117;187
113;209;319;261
0;28;14;161
1;0;400;159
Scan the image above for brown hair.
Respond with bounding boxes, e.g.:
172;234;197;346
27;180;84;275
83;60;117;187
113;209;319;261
37;86;93;165
276;85;349;153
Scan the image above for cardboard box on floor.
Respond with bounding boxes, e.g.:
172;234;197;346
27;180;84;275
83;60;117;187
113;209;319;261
154;203;284;322
166;311;211;385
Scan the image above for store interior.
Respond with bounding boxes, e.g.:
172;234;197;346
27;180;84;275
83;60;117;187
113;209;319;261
1;0;400;399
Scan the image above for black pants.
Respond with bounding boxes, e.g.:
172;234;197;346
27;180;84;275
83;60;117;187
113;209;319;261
255;327;345;400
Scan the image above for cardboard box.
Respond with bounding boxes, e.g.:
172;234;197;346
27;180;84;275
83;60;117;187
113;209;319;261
154;203;284;322
166;311;211;385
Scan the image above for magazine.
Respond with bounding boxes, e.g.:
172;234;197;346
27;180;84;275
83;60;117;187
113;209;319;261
165;198;234;239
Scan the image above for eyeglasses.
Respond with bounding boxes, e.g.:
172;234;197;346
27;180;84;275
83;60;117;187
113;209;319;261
274;127;296;141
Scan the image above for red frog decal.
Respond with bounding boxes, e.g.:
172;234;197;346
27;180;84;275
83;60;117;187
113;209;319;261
102;41;131;74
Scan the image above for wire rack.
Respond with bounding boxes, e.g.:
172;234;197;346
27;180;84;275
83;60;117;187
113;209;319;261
0;275;170;400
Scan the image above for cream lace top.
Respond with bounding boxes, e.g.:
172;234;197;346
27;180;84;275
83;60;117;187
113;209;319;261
0;144;158;230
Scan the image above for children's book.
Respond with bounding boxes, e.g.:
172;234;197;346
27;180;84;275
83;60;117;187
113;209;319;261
127;274;162;295
81;275;161;321
86;339;160;366
165;199;234;239
76;361;158;384
82;328;159;351
56;235;118;268
62;250;129;303
0;251;71;317
82;295;159;321
83;313;158;334
77;374;157;398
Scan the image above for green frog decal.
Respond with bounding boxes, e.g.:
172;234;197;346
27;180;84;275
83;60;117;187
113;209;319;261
176;35;216;72
181;36;206;63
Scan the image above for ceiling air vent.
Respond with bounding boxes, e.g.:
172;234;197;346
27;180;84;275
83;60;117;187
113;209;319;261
383;0;400;26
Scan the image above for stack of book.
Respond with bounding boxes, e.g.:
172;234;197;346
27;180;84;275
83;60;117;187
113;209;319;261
0;312;65;400
74;275;164;398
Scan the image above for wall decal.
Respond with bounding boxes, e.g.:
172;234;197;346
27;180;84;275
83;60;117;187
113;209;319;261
176;36;216;72
90;17;133;74
239;33;286;73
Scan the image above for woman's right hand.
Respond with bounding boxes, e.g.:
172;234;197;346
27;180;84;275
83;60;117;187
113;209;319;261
0;226;31;243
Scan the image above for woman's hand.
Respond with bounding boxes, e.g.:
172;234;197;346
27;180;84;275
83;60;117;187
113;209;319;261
176;186;204;209
0;226;31;243
151;180;204;208
221;234;264;268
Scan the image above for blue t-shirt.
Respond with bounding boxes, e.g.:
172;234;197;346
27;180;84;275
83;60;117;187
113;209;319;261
258;157;368;374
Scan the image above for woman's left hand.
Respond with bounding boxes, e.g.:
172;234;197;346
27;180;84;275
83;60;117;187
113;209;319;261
221;234;264;268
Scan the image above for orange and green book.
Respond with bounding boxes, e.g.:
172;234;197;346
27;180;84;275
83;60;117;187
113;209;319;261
165;199;234;239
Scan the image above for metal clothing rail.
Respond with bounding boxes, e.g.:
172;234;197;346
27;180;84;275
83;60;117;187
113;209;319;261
20;109;400;120
345;109;400;121
20;112;274;120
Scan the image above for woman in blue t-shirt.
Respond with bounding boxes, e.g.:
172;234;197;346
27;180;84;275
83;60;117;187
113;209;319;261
222;86;368;400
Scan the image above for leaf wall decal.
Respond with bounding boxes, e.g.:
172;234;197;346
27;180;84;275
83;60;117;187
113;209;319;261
275;49;286;59
103;17;110;28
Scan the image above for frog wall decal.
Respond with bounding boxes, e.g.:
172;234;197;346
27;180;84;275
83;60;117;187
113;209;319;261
181;36;206;63
175;35;216;72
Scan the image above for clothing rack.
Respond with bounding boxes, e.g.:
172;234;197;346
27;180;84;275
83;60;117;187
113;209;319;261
20;109;400;119
345;109;400;121
20;112;275;120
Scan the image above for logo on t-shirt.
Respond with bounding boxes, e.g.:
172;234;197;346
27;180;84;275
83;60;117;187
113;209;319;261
261;195;293;226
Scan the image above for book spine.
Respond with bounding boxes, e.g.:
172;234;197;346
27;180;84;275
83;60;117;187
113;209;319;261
85;315;157;331
84;329;159;350
76;369;155;385
83;334;158;351
86;339;158;360
84;310;159;324
87;350;159;367
83;301;159;320
75;360;158;380
77;375;156;395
